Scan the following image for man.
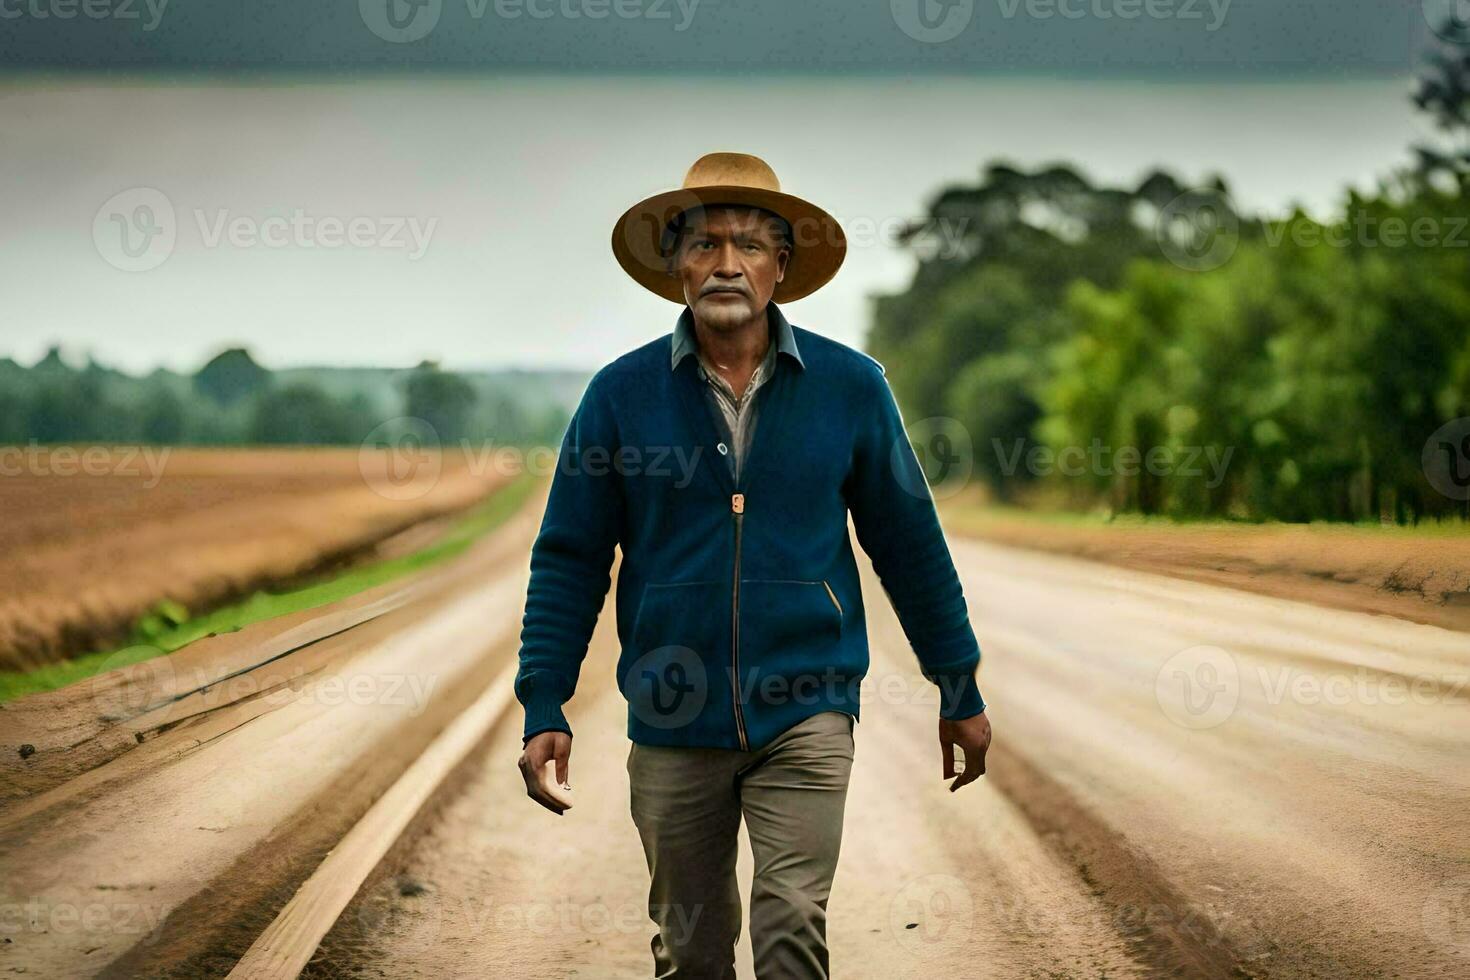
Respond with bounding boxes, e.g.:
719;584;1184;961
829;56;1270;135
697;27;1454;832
515;152;991;978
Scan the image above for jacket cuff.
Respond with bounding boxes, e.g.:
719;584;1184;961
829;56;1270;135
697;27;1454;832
521;697;572;745
932;668;986;720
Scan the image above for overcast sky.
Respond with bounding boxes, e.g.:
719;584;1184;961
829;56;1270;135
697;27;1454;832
1;1;1451;373
1;73;1433;374
0;0;1437;75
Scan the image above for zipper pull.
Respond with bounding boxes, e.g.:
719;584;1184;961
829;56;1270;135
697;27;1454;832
731;493;745;514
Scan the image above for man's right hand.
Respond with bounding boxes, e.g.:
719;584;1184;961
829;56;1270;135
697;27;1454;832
518;730;573;815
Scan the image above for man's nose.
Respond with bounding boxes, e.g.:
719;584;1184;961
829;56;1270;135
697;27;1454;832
713;243;743;277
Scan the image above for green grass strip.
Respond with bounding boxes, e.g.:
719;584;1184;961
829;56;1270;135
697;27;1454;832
0;472;541;703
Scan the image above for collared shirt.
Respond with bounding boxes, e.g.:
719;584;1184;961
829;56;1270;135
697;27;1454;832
671;304;805;483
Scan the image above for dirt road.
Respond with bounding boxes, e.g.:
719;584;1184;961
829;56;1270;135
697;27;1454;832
306;536;1470;979
0;490;545;979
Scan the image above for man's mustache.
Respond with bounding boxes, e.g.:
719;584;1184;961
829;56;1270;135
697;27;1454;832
699;284;750;298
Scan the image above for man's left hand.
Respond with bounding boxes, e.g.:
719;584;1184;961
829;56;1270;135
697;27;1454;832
939;711;991;792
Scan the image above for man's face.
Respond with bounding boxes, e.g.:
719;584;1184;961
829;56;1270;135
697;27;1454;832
671;206;790;331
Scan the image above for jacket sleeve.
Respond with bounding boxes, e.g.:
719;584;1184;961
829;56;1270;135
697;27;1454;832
514;372;623;743
844;365;986;720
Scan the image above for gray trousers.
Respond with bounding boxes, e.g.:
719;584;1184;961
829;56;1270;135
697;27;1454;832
627;710;856;979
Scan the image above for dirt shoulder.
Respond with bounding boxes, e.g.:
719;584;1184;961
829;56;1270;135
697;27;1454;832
940;500;1470;635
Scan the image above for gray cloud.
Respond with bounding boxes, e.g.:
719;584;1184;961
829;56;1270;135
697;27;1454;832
0;0;1439;76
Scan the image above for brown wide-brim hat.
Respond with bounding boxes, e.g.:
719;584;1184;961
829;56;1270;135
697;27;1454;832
612;152;847;304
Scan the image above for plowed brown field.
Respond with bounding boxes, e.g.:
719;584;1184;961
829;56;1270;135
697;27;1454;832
0;447;509;670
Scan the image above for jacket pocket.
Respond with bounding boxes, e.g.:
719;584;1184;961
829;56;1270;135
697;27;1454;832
736;579;845;688
623;580;723;731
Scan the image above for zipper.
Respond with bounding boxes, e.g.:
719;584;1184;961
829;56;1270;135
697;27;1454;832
730;492;749;750
721;363;783;754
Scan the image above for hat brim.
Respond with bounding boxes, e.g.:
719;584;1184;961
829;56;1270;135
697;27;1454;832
611;185;846;304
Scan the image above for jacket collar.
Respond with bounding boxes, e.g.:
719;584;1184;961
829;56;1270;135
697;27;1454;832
671;302;805;373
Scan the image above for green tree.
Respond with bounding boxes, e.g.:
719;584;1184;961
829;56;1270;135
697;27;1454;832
249;383;354;445
140;384;186;444
195;348;271;407
405;363;477;446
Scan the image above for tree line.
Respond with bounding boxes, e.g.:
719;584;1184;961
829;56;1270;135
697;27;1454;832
869;24;1470;523
0;346;577;450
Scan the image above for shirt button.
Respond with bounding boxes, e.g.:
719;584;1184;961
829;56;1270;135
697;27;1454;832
717;442;729;455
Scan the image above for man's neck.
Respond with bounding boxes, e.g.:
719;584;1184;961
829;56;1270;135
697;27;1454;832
692;307;772;395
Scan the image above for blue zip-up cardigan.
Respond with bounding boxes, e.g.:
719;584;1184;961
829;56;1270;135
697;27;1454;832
515;304;986;750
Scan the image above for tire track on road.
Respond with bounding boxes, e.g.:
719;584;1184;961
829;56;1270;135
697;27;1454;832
949;535;1470;979
985;742;1251;979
